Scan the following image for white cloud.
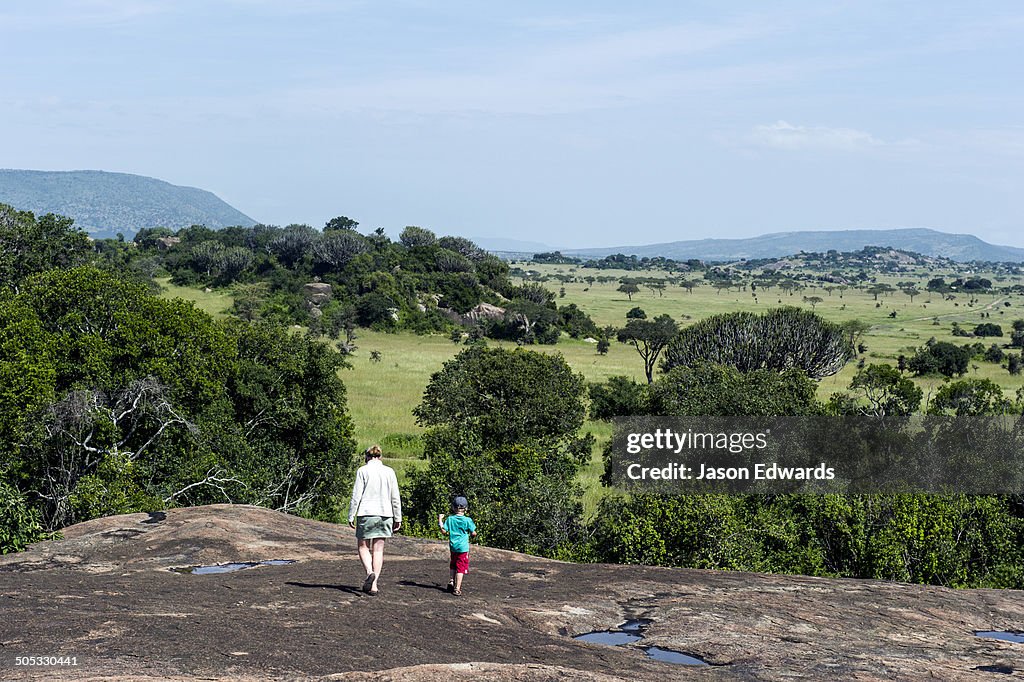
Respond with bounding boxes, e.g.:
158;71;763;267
749;120;884;152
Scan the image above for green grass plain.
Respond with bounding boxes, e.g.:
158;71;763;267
158;267;1024;517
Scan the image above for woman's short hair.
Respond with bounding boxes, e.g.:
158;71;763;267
364;445;383;457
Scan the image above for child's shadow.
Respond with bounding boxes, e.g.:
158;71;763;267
397;580;447;593
286;581;365;596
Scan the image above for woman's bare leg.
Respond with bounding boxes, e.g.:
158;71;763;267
357;539;373;575
371;539;385;590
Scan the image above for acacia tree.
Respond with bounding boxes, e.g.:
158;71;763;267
617;281;640;301
680;279;700;294
645;281;666;297
867;283;895;301
661;308;852;380
841;319;871;351
778;280;802;296
617;314;678;384
713;280;734;295
830;364;922;416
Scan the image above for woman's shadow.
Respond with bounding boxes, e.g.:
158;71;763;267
286;582;365;596
285;580;448;594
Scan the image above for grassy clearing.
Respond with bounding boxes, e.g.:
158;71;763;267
337;329;630;510
156;277;235;318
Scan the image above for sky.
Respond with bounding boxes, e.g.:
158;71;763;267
1;0;1022;248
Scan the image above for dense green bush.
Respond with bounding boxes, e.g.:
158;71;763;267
0;480;48;554
974;323;1004;337
406;346;590;557
649;364;822;416
908;341;972;377
590;493;1024;587
661;308;852;379
0;266;357;532
589;376;648;420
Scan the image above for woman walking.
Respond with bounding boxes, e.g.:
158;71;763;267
348;445;402;595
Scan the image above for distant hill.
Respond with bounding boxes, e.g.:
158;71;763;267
563;228;1024;263
0;169;256;237
471;236;554;253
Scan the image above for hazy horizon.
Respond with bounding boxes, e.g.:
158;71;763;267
2;2;1022;247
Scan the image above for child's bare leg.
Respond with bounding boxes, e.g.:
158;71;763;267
455;572;464;592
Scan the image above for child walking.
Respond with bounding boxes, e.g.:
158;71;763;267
438;496;477;596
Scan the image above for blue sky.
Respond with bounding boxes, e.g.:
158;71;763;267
1;1;1022;247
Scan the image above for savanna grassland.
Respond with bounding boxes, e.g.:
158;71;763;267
158;263;1024;517
9;208;1024;584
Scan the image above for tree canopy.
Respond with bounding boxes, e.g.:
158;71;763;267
661;308;852;379
408;346;590;557
617;314;678;384
0;267;356;536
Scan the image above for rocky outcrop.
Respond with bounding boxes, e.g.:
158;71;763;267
303;282;333;322
463;303;507;323
304;282;333;306
155;236;181;249
2;504;1023;680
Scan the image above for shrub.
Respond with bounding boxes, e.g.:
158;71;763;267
908;342;972;377
589;376;648;420
974;323;1004;337
0;480;48;554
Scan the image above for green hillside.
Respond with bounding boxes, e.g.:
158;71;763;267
0;169;256;237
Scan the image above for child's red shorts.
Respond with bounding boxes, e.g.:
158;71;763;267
450;551;470;574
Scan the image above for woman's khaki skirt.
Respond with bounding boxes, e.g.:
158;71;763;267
356;515;393;540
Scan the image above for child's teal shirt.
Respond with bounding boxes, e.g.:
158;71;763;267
443;514;476;553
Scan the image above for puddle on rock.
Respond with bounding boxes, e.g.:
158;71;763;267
170;560;296;575
975;664;1015;675
573;619;709;666
644;646;709;665
976;631;1024;644
575;630;643;646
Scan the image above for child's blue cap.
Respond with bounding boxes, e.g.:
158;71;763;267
454;496;468;509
